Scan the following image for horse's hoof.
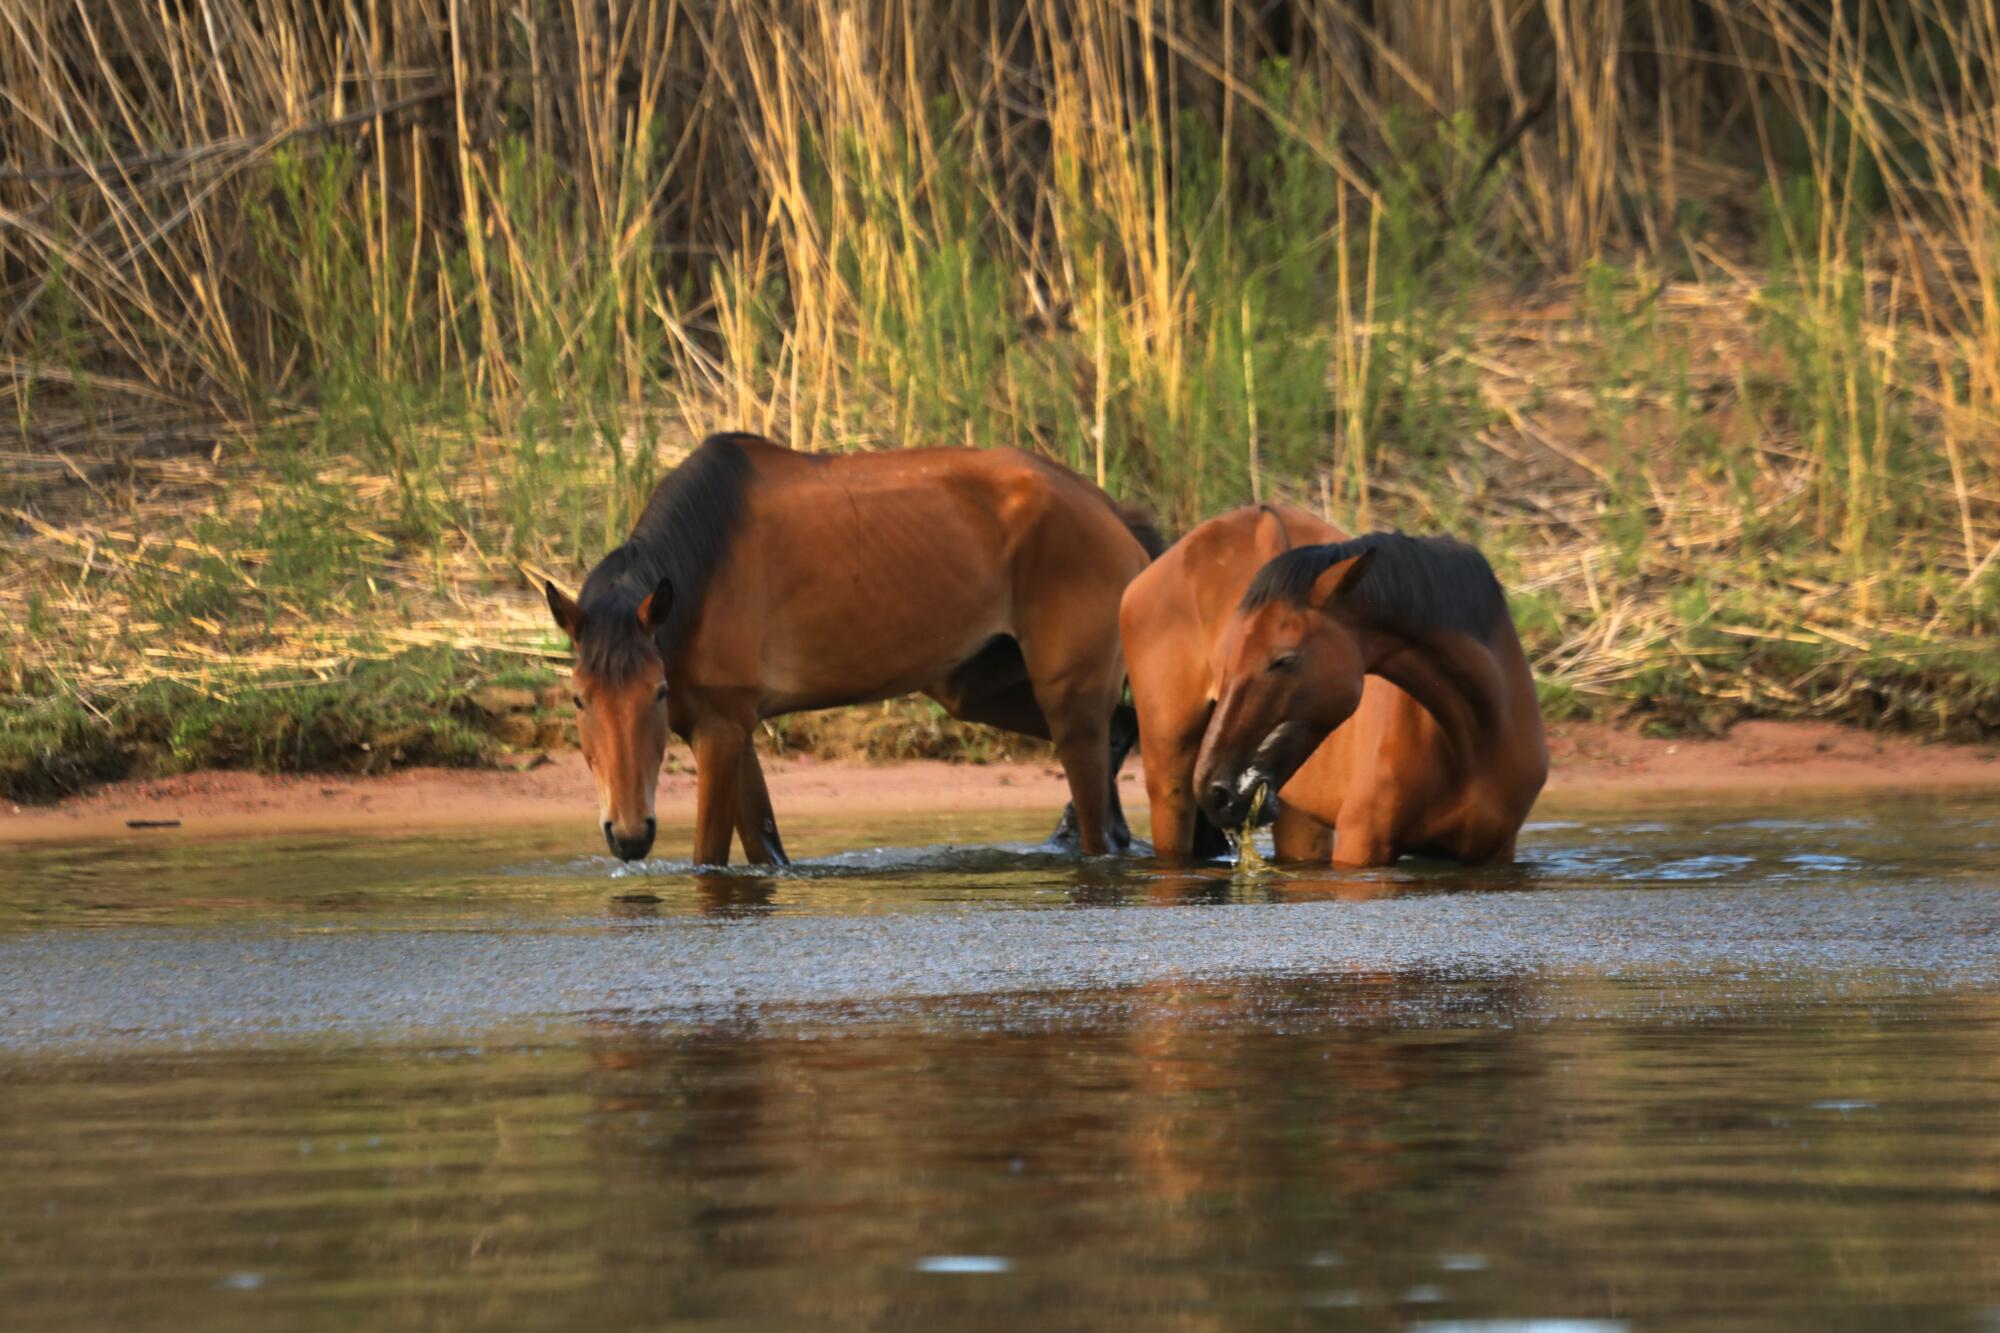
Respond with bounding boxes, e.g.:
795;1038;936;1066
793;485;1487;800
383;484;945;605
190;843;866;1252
754;816;792;868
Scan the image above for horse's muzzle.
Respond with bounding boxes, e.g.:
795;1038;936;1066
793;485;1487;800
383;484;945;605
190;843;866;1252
605;817;657;862
1199;774;1262;830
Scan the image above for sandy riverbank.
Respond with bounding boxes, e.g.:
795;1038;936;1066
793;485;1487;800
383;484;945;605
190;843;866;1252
4;719;1997;846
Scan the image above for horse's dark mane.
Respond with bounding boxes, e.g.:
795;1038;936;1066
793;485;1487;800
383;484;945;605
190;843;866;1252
575;433;757;680
1241;530;1506;639
1110;498;1167;560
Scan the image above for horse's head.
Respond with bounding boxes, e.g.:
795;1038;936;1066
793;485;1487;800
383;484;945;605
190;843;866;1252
546;577;674;861
1193;546;1377;829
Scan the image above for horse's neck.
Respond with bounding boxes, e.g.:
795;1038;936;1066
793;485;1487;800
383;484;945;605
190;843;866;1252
1355;622;1535;780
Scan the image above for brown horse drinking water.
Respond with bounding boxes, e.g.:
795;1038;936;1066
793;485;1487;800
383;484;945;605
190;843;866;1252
544;433;1160;863
1121;505;1546;868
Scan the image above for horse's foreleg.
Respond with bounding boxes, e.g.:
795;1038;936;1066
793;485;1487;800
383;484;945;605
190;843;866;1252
691;724;746;867
1327;799;1398;869
1272;799;1334;863
1133;684;1236;863
1141;731;1201;862
1140;742;1235;863
733;739;789;867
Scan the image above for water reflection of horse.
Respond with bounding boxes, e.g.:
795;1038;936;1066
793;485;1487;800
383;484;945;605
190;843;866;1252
1142;855;1548;905
573;968;1552;1319
546;433;1161;864
1122;504;1547;868
608;875;777;919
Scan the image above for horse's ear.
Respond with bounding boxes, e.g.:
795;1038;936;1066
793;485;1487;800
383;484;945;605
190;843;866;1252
1252;508;1290;563
545;581;584;640
635;575;673;634
1309;549;1375;608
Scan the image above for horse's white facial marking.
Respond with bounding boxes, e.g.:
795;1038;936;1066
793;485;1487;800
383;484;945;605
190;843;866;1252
1250;722;1301;776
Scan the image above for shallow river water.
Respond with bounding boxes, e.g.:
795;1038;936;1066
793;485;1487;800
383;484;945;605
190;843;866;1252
3;793;1999;1329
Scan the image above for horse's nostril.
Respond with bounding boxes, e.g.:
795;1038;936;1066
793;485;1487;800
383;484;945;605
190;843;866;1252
620;839;653;861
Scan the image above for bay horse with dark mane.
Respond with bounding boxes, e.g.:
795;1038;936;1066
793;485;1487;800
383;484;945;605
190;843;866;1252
1121;504;1546;868
545;432;1161;864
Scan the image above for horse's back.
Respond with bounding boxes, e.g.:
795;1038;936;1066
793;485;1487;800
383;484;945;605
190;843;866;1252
755;442;1152;619
1122;504;1343;659
754;443;1143;557
697;439;1149;709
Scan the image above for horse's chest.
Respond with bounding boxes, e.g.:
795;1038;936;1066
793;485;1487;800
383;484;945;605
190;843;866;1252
1416;777;1534;862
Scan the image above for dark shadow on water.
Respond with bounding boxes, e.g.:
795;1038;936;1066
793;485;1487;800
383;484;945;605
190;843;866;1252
694;874;778;918
1143;871;1236;906
607;895;663;922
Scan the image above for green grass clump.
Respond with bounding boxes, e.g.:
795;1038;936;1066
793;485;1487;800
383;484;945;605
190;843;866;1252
0;693;130;804
0;649;508;804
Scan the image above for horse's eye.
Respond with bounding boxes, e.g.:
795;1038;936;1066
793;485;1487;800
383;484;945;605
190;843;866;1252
572;694;586;711
1269;651;1300;673
654;683;668;704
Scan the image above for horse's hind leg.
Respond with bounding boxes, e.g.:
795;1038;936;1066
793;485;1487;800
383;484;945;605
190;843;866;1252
1045;716;1114;855
734;739;789;867
926;642;1118;851
928;636;1127;855
926;673;1110;849
1021;663;1122;858
1044;702;1137;852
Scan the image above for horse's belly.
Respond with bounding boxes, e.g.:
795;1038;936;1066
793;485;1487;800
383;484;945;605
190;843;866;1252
728;464;1063;712
757;587;1011;713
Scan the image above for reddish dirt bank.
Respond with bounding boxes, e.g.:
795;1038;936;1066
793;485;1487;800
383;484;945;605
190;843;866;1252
4;720;1997;845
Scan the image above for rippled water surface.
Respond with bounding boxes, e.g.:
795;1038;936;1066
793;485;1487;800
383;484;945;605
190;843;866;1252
4;793;1999;1329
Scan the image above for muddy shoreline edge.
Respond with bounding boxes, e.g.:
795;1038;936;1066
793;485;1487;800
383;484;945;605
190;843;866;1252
6;719;1999;846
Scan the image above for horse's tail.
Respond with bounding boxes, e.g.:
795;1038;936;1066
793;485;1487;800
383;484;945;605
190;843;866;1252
1110;498;1168;561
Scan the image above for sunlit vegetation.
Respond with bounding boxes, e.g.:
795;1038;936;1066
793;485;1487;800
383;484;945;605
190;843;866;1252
5;1;1999;798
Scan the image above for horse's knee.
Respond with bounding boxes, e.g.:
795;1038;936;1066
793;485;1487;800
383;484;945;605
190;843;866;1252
1329;822;1397;869
1044;703;1114;757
